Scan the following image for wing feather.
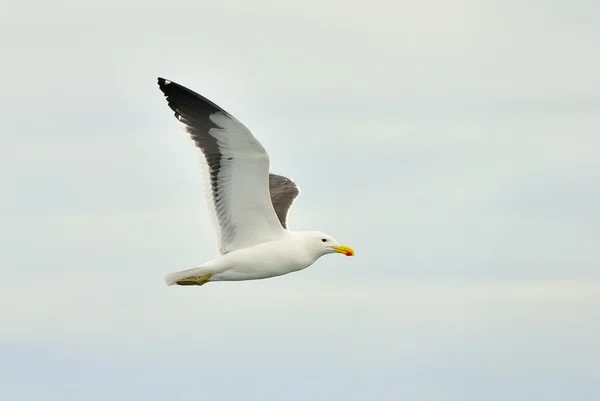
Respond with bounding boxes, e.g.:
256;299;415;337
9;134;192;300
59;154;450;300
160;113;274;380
268;174;300;229
157;77;287;254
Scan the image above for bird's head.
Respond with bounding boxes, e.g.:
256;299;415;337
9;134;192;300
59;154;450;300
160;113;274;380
298;231;355;257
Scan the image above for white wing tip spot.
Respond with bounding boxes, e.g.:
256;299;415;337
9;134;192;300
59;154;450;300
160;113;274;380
164;80;171;85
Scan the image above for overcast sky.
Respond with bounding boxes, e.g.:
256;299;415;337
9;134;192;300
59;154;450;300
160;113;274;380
1;1;599;400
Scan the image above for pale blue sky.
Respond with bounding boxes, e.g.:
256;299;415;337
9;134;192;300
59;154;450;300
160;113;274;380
1;0;599;400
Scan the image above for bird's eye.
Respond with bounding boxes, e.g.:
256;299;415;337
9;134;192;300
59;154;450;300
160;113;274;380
321;238;327;242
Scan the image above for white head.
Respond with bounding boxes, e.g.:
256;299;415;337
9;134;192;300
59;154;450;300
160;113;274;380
295;231;355;258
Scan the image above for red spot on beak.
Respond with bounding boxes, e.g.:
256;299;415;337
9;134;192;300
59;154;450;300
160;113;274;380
345;251;352;256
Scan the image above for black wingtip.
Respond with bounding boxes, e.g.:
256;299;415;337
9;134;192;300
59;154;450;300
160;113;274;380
157;77;172;94
156;77;230;116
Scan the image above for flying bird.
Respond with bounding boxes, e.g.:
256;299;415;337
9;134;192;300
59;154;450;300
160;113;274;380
157;78;354;287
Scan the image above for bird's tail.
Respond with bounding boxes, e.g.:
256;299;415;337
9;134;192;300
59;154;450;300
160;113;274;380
164;266;213;286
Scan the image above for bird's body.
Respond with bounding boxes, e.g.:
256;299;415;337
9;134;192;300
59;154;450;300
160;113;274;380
165;231;327;285
157;77;354;287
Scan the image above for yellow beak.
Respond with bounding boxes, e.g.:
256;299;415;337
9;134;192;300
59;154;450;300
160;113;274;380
332;244;355;256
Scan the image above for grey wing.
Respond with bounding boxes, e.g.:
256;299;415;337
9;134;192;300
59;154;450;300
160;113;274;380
269;173;300;229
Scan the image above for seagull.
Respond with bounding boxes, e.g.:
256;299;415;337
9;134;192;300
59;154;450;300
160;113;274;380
157;78;354;287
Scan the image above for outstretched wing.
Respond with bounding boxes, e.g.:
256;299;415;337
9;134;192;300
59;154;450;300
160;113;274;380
158;77;287;254
269;173;300;229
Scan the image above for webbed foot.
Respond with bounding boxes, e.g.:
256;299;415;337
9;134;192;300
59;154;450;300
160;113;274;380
175;273;212;286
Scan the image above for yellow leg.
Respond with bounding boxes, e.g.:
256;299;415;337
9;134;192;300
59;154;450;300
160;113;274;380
175;273;213;286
